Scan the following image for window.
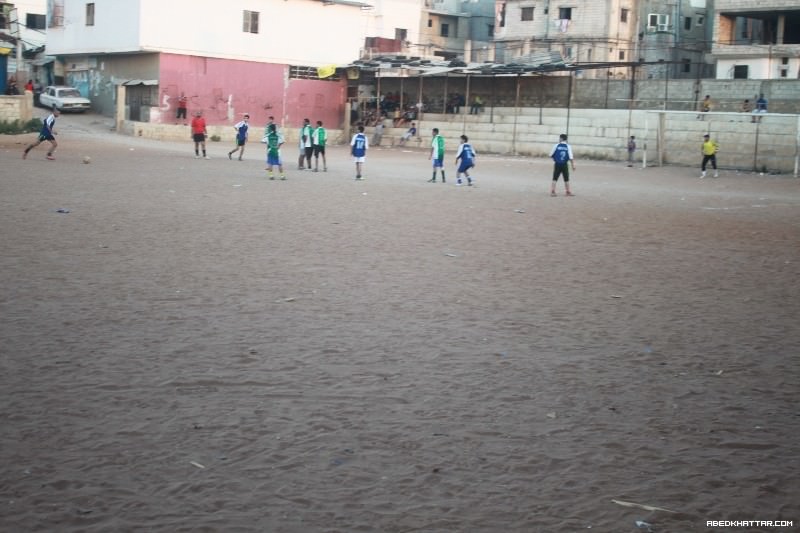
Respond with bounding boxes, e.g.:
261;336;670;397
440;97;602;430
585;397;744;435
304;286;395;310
521;7;534;21
395;28;407;41
26;13;47;30
696;15;704;26
618;50;625;60
733;65;748;79
48;0;64;27
559;7;572;20
620;8;628;23
682;58;691;73
428;19;433;28
0;3;10;30
648;13;669;31
85;2;94;26
780;57;789;78
487;23;494;37
243;10;259;34
290;65;340;81
684;17;692;30
440;22;449;37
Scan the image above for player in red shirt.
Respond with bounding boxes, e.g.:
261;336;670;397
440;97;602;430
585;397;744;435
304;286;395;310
191;111;209;159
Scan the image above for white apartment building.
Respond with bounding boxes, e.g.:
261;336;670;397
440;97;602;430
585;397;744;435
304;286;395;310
712;0;800;79
42;0;423;125
45;0;375;67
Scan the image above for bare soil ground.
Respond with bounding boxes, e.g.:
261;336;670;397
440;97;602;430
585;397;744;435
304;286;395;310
1;113;799;532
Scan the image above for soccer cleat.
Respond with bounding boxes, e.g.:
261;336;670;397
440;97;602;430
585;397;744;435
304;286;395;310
204;155;210;160
427;178;436;183
467;178;473;186
280;175;287;180
700;171;706;178
714;171;719;178
228;152;232;160
456;178;463;186
195;154;200;159
46;155;55;160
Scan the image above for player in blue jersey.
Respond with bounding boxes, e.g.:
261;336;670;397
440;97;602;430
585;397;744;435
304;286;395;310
350;125;369;180
228;114;250;160
23;107;60;160
454;134;476;186
549;133;575;196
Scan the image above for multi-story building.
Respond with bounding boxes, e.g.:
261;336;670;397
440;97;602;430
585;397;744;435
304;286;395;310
417;0;495;62
43;0;390;125
637;0;712;79
711;0;800;79
361;0;433;58
492;0;712;79
492;0;639;77
0;0;47;92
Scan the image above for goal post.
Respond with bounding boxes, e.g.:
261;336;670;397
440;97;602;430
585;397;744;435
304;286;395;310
642;110;800;177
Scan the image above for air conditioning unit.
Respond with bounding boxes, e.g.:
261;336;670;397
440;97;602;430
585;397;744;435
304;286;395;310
657;23;669;31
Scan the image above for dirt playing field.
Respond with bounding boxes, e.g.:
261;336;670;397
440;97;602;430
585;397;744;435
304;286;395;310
1;114;799;532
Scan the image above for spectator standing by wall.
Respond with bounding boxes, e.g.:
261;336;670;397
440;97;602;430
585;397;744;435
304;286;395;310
627;135;636;167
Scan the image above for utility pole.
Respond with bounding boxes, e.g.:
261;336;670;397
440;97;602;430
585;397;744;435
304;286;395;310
10;8;26;85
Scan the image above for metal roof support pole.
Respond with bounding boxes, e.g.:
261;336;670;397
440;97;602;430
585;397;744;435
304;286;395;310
443;74;448;114
376;70;381;118
418;76;424;122
566;71;573;136
512;74;521;155
400;76;404;112
658;111;665;167
490;75;495;123
795;115;799;178
463;74;470;134
627;64;637;142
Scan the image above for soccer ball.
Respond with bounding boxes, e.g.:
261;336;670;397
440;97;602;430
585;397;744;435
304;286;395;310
83;156;91;164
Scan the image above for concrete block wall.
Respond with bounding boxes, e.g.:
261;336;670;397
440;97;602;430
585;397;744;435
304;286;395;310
121;103;798;174
380;107;799;174
119;120;348;149
0;92;33;124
